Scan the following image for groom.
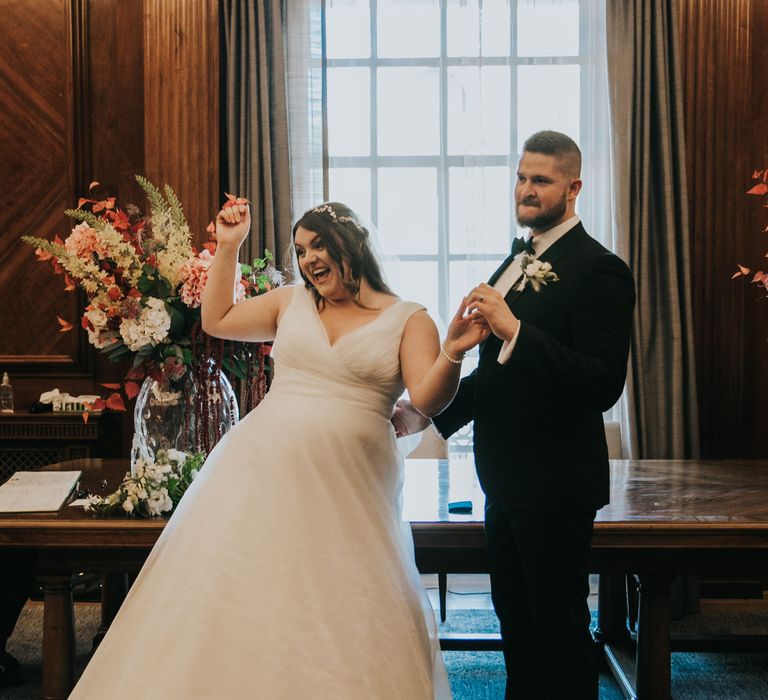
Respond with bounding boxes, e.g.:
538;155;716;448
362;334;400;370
395;130;635;699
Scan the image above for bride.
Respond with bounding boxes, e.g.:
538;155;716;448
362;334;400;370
70;200;488;699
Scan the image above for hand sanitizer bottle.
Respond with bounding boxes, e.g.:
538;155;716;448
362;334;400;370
0;372;13;413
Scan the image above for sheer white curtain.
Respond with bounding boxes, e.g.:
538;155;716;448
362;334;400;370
285;0;325;227
291;0;623;441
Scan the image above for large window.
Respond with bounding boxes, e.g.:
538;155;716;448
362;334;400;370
325;0;611;445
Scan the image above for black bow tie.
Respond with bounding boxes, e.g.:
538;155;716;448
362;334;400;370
511;236;535;256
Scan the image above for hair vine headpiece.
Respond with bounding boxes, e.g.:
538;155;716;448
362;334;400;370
310;204;365;233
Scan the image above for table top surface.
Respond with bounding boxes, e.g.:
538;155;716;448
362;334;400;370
3;456;768;548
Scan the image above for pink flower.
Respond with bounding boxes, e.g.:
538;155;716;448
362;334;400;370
64;222;104;258
180;250;246;308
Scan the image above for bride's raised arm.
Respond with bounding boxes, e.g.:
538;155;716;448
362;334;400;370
201;203;291;343
399;299;489;417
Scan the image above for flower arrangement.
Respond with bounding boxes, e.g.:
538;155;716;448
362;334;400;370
22;177;282;417
85;449;205;517
515;253;559;292
733;168;768;287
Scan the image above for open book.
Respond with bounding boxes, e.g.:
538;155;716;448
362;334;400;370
0;470;81;513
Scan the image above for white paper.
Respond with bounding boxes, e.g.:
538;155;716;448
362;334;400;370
0;471;81;513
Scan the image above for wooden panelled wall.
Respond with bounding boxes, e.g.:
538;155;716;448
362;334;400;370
0;0;219;415
680;0;768;457
1;1;767;457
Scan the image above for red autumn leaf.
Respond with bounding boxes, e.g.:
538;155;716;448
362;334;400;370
105;392;126;412
57;316;74;332
203;241;217;254
207;221;216;235
747;183;768;196
81;412;89;424
732;265;750;279
127;288;142;298
64;274;76;291
754;271;766;284
77;197;90;209
107;286;122;301
53;234;64;246
752;170;764;180
124;381;140;400
35;247;52;261
100;383;121;390
90;398;107;412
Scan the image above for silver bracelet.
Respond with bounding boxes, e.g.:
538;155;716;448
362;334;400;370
441;344;464;365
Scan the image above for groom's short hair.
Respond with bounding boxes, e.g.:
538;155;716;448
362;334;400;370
522;130;581;179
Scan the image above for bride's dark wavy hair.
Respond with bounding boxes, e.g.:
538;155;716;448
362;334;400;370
292;202;394;307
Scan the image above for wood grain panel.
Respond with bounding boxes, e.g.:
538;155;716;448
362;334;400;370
679;0;766;457
143;0;219;244
0;0;86;367
88;0;146;208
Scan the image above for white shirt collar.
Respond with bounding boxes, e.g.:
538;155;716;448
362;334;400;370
528;215;580;256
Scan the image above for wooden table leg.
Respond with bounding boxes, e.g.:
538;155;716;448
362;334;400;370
38;574;75;700
594;573;631;643
438;571;447;622
635;573;673;700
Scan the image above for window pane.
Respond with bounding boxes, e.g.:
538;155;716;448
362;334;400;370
447;66;511;155
449;259;506;316
328;68;370;156
517;0;579;57
378;168;438;255
447;0;510;57
517;65;580;152
378;0;440;58
381;261;439;321
378;68;440;156
326;0;370;58
449;167;510;254
329;168;372;224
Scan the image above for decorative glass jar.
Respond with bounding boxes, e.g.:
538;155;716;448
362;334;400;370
130;362;238;475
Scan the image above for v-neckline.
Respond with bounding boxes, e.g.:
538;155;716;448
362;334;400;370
313;298;405;348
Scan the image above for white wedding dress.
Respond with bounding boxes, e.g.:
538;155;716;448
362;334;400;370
71;284;451;699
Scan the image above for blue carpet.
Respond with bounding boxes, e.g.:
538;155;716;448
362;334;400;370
439;609;768;699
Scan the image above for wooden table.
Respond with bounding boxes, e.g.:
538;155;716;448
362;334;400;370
3;457;768;699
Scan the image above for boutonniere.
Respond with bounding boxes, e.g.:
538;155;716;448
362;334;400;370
515;253;559;292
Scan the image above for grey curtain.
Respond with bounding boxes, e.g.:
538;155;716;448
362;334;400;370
221;0;294;266
606;0;699;459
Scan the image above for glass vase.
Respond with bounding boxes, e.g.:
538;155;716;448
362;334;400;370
130;364;238;475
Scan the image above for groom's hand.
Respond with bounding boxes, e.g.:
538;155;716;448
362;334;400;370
467;283;520;342
391;399;431;437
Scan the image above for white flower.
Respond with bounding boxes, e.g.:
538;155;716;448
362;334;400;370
119;297;171;351
146;487;173;516
166;448;187;464
515;253;559;293
122;498;134;514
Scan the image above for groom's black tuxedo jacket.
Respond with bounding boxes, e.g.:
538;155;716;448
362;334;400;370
433;223;635;513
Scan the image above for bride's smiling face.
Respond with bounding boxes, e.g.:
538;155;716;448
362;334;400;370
294;226;347;299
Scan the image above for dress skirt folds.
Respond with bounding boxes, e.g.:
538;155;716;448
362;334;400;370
70;284;451;699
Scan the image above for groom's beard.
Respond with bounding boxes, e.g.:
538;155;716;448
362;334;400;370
516;193;567;231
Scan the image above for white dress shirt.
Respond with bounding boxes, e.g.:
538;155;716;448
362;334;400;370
495;215;580;364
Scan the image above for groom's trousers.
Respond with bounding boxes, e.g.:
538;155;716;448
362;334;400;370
484;500;599;700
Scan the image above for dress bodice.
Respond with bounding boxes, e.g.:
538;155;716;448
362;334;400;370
270;285;424;418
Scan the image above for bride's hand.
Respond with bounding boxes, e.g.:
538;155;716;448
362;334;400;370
215;201;251;248
444;297;491;356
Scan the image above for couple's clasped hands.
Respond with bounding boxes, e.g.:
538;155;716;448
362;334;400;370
443;283;521;357
393;284;520;438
